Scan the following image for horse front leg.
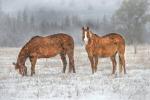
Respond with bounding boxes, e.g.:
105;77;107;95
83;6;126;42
110;56;117;75
29;57;37;76
94;56;98;72
88;56;95;74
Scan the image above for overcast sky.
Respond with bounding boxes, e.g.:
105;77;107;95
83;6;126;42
1;0;122;14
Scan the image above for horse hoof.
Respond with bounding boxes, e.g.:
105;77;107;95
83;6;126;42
31;74;35;76
109;74;115;79
119;73;127;77
119;73;123;77
62;71;65;73
31;72;35;76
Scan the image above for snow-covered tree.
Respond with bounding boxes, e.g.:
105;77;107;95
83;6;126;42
112;0;150;44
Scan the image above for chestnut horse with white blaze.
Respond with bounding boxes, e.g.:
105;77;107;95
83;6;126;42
82;26;126;75
13;33;75;76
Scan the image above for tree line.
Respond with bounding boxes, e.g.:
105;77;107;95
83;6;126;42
0;0;150;47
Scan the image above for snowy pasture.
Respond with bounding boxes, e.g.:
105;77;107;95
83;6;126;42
0;45;150;100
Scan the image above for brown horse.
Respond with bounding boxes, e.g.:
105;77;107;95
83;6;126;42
13;33;75;76
82;26;126;75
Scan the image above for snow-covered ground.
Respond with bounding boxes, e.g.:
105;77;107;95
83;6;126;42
0;45;150;100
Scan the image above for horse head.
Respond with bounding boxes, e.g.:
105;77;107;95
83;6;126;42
82;26;93;45
13;62;27;76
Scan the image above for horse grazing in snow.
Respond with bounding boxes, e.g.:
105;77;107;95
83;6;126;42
13;33;75;76
82;26;126;76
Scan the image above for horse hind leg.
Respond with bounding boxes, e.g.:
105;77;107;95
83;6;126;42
60;53;67;73
110;55;117;75
119;55;123;73
67;50;75;73
109;55;117;79
119;54;126;75
29;57;37;76
118;43;126;75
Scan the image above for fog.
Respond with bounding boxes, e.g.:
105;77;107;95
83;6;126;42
2;0;121;14
0;0;149;47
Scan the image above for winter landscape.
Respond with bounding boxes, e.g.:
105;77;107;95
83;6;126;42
0;0;150;100
0;45;150;100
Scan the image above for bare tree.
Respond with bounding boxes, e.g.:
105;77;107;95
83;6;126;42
112;0;150;45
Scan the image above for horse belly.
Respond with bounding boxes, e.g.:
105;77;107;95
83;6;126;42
95;46;117;57
37;47;61;58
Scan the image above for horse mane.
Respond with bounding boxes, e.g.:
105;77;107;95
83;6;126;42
30;35;41;40
17;35;41;63
22;35;41;49
94;34;99;37
28;35;41;43
102;33;120;38
90;31;100;38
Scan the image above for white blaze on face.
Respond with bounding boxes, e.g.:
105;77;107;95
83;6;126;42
84;31;88;45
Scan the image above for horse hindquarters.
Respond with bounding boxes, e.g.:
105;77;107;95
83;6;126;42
60;35;75;73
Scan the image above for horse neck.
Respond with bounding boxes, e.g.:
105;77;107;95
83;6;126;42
90;31;101;41
88;32;104;48
17;47;28;66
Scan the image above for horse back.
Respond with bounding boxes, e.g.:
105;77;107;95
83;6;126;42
26;33;74;48
52;33;74;50
101;33;125;45
25;33;74;56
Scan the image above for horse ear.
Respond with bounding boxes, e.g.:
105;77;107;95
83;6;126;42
87;26;89;30
82;27;84;30
12;62;16;66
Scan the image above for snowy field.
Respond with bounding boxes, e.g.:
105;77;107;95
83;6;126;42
0;45;150;100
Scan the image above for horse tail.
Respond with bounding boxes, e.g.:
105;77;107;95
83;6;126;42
117;35;126;74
